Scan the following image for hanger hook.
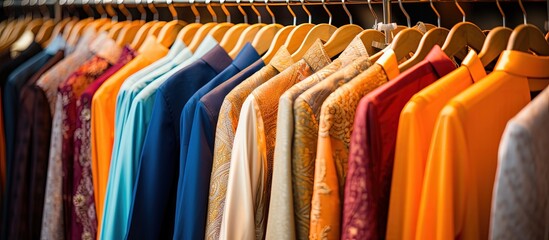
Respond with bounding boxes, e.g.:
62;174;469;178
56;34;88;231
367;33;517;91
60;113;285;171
38;0;51;19
250;0;262;23
166;0;177;20
135;0;147;21
518;0;527;24
264;0;275;24
95;0;107;18
286;0;296;26
147;0;158;21
188;0;200;23
322;0;332;25
117;0;132;21
367;0;378;28
220;0;231;23
300;0;312;24
429;0;440;27
236;0;248;24
342;0;352;24
206;0;218;22
454;0;465;22
104;0;118;21
495;0;505;27
398;0;411;27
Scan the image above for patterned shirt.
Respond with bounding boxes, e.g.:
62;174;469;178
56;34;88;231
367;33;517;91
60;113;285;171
206;46;293;240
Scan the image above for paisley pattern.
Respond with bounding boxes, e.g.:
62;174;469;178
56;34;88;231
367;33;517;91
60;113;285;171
310;64;388;240
206;46;293;240
267;36;369;240
292;55;372;240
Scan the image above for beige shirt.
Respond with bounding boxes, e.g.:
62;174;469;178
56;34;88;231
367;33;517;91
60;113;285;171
206;46;294;240
266;36;370;240
220;40;331;240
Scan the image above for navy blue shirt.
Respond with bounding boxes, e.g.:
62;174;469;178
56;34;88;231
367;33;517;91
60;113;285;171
173;43;260;240
126;45;232;240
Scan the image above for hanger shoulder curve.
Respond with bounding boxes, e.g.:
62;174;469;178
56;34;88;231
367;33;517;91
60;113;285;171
391;27;424;61
188;22;217;52
291;23;337;61
116;21;144;47
262;25;295;64
478;26;512;66
284;23;314;54
357;29;385;56
107;22;128;41
229;23;266;59
209;22;234;43
508;24;549;56
176;23;202;47
35;19;55;47
130;21;156;49
399;27;449;72
323;24;363;58
252;23;283;55
157;20;187;48
442;22;486;59
220;23;250;53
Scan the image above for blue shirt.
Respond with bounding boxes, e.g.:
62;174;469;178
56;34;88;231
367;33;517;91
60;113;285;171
125;44;232;240
173;43;260;240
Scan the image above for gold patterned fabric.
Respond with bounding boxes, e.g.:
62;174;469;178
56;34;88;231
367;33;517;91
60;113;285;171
266;36;369;240
309;51;399;240
291;54;372;240
205;46;293;240
220;40;330;240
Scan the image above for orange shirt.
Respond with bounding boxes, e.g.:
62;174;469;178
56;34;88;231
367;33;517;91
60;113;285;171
91;35;168;229
387;50;486;240
416;50;549;240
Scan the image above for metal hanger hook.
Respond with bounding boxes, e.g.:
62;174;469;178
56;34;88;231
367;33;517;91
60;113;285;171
206;0;218;23
264;0;276;24
322;0;332;25
454;0;465;22
220;0;231;23
117;0;132;21
518;0;527;24
250;0;262;23
135;0;148;21
147;0;159;21
188;0;200;23
236;0;248;24
286;0;296;26
166;0;178;21
300;0;312;24
398;0;411;27
430;0;440;27
342;0;352;24
367;0;377;28
495;0;505;27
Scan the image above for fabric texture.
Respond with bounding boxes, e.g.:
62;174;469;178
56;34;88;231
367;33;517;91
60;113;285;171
387;49;485;240
220;40;331;240
123;44;230;240
266;36;369;240
491;85;549;240
173;43;260;240
91;35;168;234
416;50;549;240
206;46;293;240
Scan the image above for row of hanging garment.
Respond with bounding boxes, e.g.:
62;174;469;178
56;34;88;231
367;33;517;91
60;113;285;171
0;0;548;240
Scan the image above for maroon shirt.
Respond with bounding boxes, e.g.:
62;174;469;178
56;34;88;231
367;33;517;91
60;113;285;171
342;46;456;240
70;46;135;240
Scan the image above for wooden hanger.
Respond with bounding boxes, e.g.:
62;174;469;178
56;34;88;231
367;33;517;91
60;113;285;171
252;23;283;56
424;23;437;31
229;23;266;58
283;24;314;54
116;21;145;46
188;22;218;52
61;18;78;41
323;24;363;58
291;24;337;61
478;26;512;66
156;1;187;48
43;17;71;46
507;24;549;56
262;25;295;63
129;21;157;49
66;18;94;47
149;21;167;37
177;23;202;46
399;27;449;71
209;23;234;43
108;22;129;41
545;32;549;41
371;28;423;63
35;19;55;47
356;29;385;56
220;23;249;52
441;22;486;60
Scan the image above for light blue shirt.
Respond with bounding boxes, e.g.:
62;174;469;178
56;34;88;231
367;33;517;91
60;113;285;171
111;40;190;162
99;36;219;240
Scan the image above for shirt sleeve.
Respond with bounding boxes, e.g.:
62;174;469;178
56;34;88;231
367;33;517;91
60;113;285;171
416;105;468;240
220;96;266;240
173;102;216;239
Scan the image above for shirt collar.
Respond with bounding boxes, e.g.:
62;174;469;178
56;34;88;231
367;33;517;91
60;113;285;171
90;32;122;64
45;34;66;55
337;36;370;66
377;48;400;80
194;35;219;57
232;43;261;71
137;35;170;61
423;45;457;79
495;50;549;79
461;49;486;83
269;45;294;72
202;44;233;73
166;39;187;59
302;39;331;72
